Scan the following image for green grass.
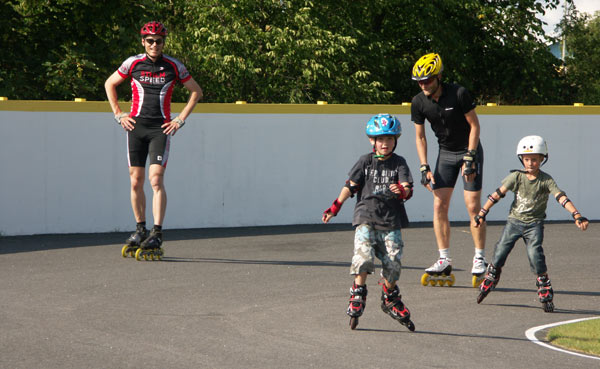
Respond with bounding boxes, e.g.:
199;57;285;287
546;318;600;357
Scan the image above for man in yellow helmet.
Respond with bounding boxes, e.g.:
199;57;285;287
410;53;487;285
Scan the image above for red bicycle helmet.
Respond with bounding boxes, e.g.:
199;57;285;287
140;21;167;37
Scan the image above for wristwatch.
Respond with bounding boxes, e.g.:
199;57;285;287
114;112;129;124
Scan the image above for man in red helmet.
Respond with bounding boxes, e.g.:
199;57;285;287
105;21;203;259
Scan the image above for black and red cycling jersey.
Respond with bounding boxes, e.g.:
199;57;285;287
117;53;191;124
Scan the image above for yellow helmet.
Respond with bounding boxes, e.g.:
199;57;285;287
411;53;443;81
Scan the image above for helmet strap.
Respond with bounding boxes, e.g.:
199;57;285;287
431;75;442;97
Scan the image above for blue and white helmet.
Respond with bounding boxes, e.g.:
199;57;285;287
365;113;402;137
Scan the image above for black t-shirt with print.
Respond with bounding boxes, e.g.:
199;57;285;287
348;153;413;230
411;82;477;151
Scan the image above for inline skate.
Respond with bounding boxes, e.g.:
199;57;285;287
121;226;148;258
380;284;415;331
536;275;554;312
477;264;501;304
421;257;455;287
347;283;367;330
135;229;164;261
471;256;488;287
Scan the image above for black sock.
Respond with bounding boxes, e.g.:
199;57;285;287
153;225;162;232
136;221;146;230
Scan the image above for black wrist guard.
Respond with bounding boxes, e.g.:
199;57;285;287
420;164;431;186
463;150;477;176
474;208;488;226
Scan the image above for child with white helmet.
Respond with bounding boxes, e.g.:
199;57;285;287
322;113;415;331
473;135;589;312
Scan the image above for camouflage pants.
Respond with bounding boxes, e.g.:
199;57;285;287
350;224;404;283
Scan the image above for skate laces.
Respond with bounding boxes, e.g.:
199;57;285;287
473;256;486;266
481;277;494;291
536;276;550;286
349;284;366;311
393;303;409;317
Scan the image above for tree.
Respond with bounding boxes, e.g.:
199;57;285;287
168;0;393;103
563;9;600;104
1;0;162;100
0;0;582;104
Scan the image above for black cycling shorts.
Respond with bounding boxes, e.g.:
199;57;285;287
127;123;170;167
432;143;483;191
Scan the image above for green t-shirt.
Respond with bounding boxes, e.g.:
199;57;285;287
501;170;562;223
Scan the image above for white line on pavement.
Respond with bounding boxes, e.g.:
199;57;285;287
525;316;600;361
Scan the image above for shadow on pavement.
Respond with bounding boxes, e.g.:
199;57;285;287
160;256;425;270
485;303;600;315
0;223;356;255
0;222;439;255
487;287;600;297
355;328;532;343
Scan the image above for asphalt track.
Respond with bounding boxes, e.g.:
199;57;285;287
1;222;598;369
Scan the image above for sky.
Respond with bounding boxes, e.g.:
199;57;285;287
538;0;600;36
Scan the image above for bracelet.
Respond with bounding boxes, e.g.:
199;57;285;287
571;211;580;219
173;117;185;127
114;112;129;124
480;208;488;215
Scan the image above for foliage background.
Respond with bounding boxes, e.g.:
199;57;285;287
0;0;597;104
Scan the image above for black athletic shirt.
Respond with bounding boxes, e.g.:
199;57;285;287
411;83;477;151
117;53;191;125
348;153;413;230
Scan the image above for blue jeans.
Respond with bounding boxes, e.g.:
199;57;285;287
492;218;547;275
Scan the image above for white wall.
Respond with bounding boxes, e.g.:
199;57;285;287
1;110;598;235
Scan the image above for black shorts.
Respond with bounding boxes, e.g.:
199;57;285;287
432;143;483;191
127;123;171;167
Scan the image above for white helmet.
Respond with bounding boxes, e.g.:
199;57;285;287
516;135;548;165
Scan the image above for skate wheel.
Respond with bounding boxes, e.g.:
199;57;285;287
429;278;437;287
150;253;156;261
543;302;554;313
446;274;455;287
143;253;149;261
349;316;358;330
437;279;445;287
420;273;430;286
477;292;485;304
121;245;129;258
406;321;415;332
472;275;480;288
134;248;143;261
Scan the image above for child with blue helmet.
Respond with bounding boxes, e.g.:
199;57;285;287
322;113;416;331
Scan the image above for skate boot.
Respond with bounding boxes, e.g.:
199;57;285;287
471;256;489;287
347;283;367;330
121;226;148;258
536;275;554;313
135;229;164;261
380;284;415;331
477;264;501;304
421;257;455;287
